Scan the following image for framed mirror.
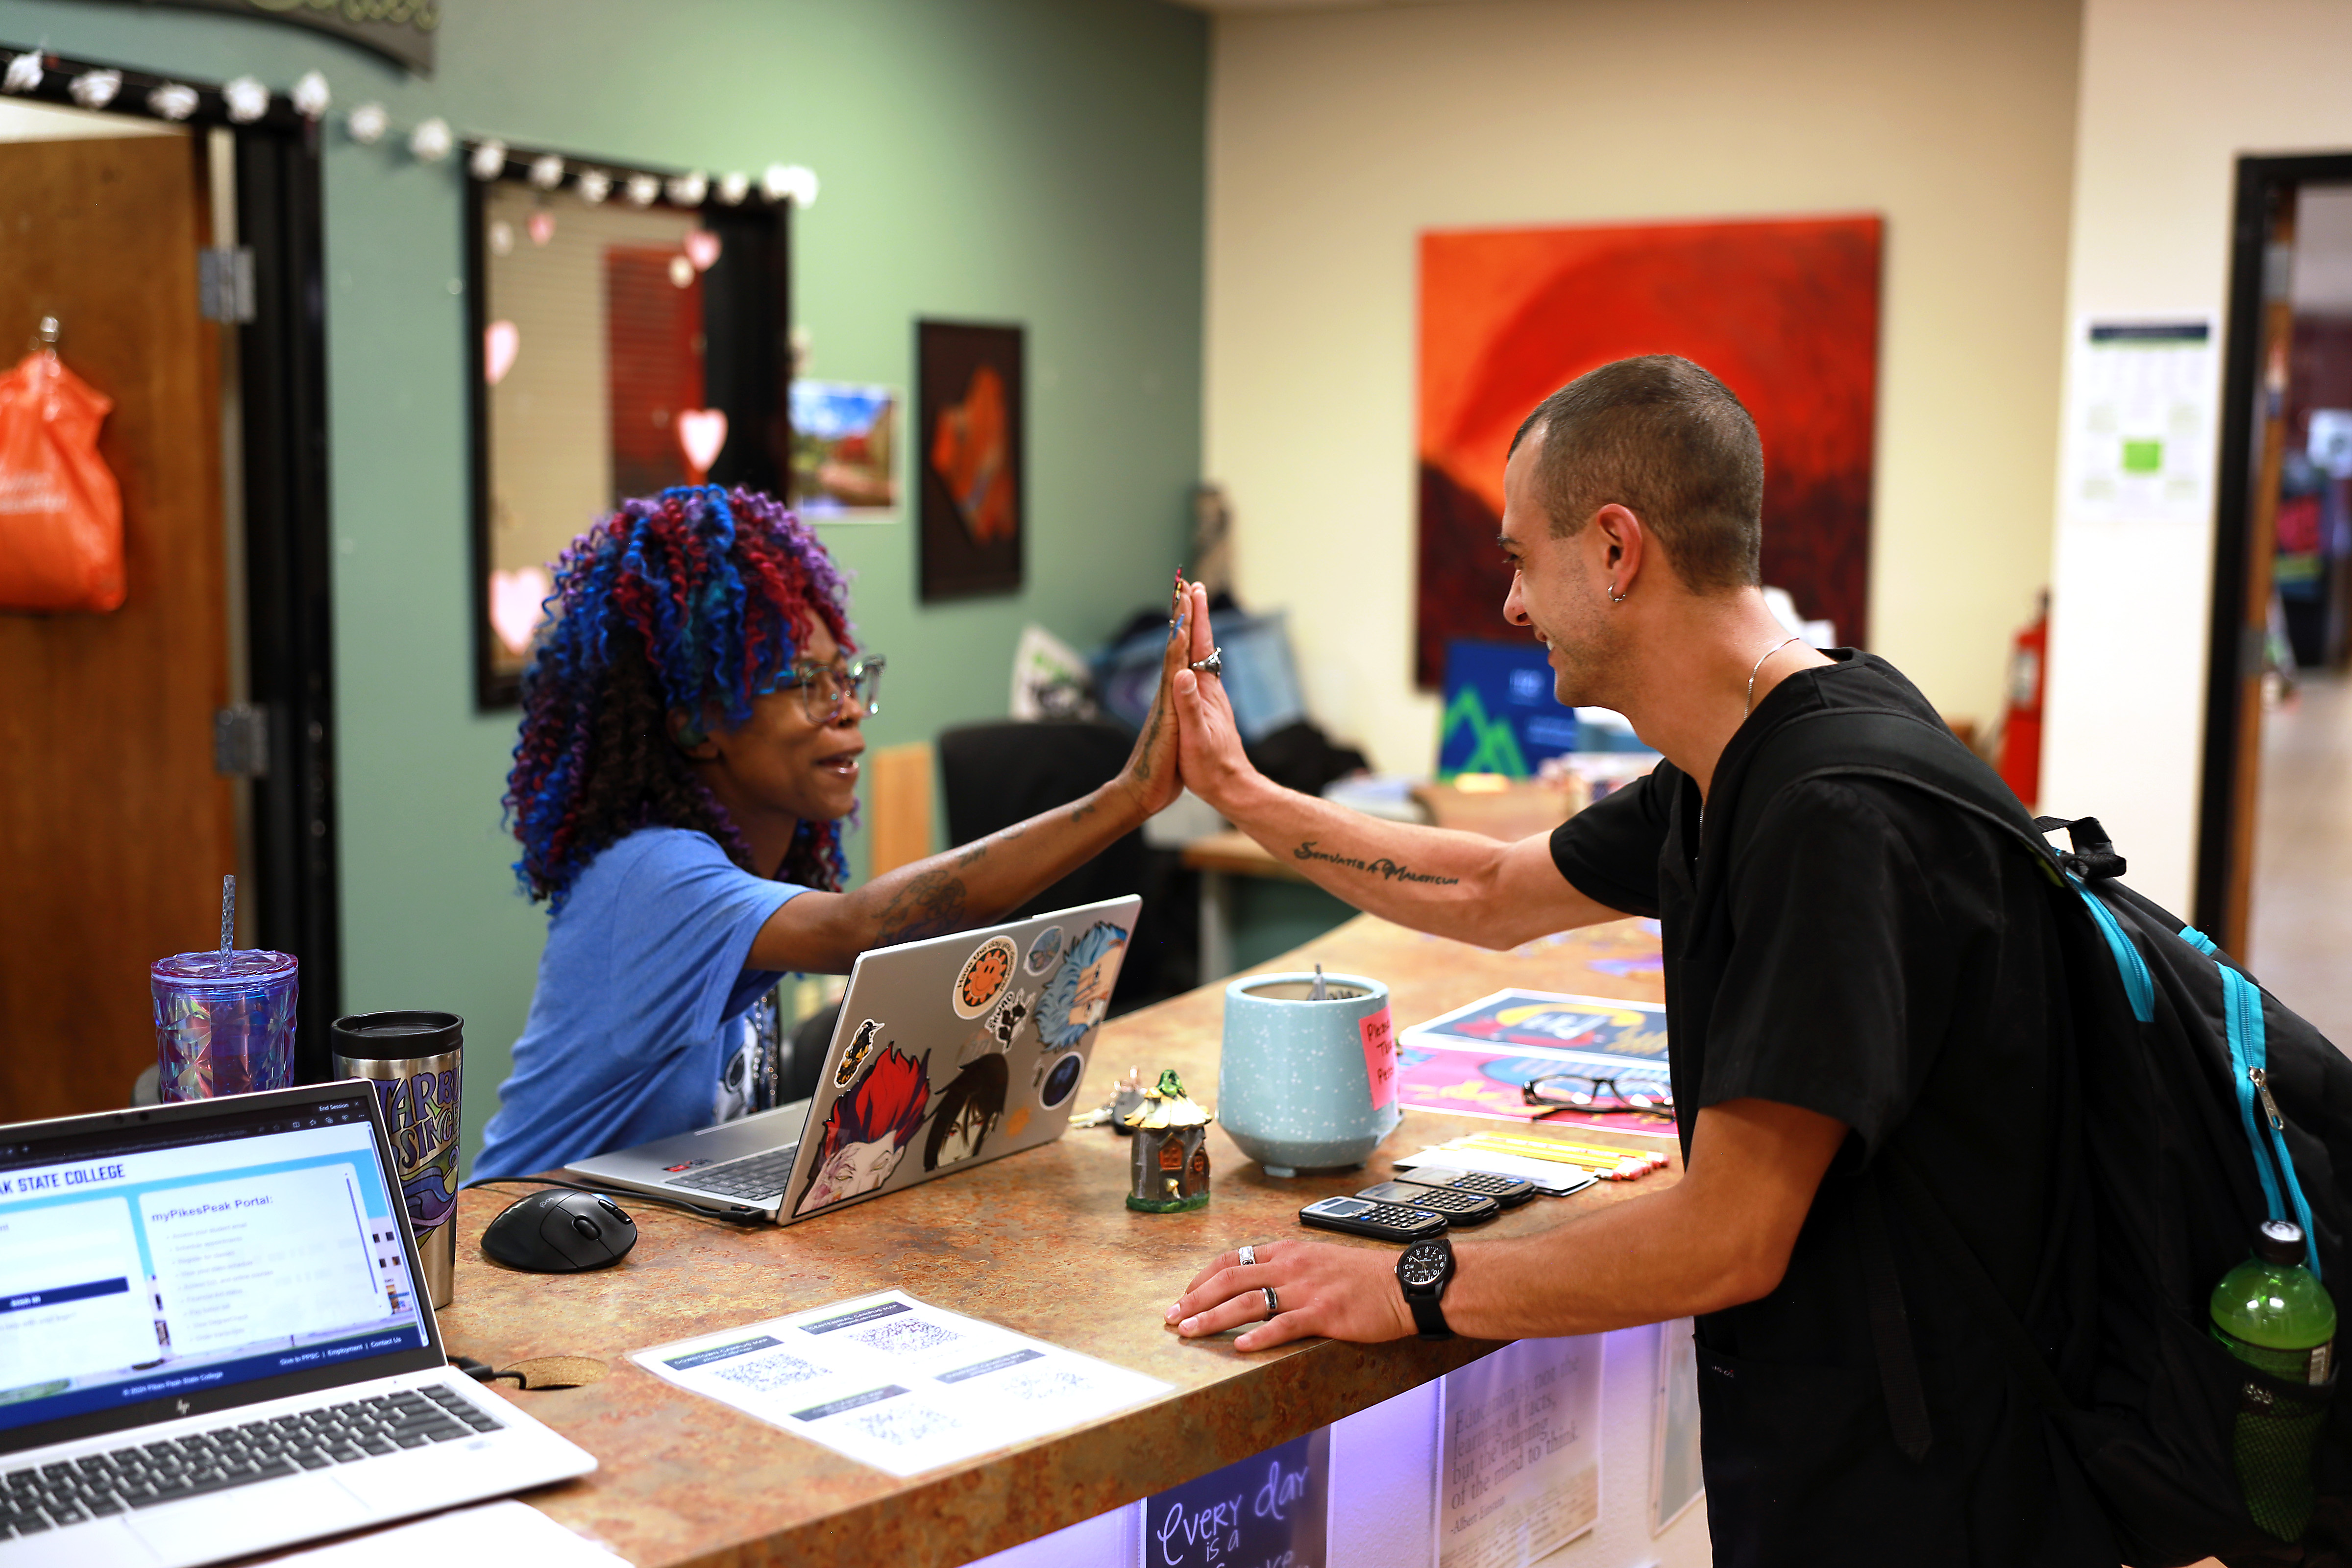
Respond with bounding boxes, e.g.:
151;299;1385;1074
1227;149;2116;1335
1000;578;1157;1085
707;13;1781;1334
466;151;794;708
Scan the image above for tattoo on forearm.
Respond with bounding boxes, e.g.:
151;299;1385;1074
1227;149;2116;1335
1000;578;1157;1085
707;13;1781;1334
1134;694;1165;783
875;864;969;943
1292;840;1460;885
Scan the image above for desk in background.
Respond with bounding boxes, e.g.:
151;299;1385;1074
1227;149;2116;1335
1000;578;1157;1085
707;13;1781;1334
416;914;1676;1568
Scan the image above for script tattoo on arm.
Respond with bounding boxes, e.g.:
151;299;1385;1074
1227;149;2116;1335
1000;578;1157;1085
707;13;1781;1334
1292;840;1461;886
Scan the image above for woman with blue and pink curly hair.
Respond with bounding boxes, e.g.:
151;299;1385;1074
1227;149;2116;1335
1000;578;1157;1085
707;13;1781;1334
475;486;1186;1179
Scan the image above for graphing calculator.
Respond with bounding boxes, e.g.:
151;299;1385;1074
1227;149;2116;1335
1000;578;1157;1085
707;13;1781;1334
1393;1166;1539;1208
1356;1180;1500;1226
1298;1195;1448;1243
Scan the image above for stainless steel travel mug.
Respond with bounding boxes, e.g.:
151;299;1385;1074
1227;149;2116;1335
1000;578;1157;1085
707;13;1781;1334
331;1011;463;1309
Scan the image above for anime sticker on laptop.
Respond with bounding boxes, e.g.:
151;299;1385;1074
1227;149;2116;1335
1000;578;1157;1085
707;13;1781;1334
834;1017;882;1089
953;934;1020;1019
1035;922;1127;1049
796;1044;933;1216
1037;1051;1086;1110
924;1052;1010;1172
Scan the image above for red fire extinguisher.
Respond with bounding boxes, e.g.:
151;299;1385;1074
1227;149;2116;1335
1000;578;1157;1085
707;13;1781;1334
1998;591;2048;808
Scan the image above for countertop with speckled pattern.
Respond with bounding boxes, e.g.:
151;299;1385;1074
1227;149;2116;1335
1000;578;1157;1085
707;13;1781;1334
424;914;1672;1568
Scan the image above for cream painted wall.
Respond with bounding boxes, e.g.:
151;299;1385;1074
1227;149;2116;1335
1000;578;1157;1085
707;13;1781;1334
2042;0;2352;914
1204;0;2082;775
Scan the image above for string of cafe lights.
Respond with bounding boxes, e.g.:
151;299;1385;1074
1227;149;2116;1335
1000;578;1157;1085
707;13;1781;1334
0;44;818;210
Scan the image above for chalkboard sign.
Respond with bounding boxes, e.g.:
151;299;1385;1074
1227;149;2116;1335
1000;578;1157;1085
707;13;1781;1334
1144;1426;1328;1568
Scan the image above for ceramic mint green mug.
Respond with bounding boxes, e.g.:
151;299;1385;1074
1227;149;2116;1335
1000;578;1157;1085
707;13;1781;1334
1217;972;1399;1176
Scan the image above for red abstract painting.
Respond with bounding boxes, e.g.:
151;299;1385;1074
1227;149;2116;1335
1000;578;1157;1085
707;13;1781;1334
1417;216;1881;688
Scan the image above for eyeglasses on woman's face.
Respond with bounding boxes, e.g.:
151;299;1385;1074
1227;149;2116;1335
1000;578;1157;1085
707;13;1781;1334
771;654;885;724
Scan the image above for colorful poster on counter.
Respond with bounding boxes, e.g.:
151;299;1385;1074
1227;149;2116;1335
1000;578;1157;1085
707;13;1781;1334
1440;1336;1601;1568
1397;989;1673;1135
633;1291;1168;1477
1404;988;1666;1059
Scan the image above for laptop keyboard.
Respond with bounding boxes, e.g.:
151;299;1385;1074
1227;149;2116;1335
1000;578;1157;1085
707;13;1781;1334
0;1384;502;1538
667;1143;799;1200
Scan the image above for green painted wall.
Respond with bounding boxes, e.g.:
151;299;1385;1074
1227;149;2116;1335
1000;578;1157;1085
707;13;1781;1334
0;0;1207;1166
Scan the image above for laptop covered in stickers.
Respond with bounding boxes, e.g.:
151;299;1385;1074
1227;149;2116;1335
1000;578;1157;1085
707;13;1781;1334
565;896;1143;1224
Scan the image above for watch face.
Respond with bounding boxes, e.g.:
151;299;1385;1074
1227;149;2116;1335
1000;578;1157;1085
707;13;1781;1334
1399;1240;1449;1288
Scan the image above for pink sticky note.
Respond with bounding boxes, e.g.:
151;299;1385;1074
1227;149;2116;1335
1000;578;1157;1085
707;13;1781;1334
1359;1006;1396;1109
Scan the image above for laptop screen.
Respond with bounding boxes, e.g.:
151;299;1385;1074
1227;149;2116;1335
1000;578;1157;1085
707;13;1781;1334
0;1089;434;1449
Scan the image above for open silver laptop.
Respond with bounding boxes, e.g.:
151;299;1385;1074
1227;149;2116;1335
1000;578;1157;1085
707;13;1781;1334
570;895;1143;1223
0;1081;594;1567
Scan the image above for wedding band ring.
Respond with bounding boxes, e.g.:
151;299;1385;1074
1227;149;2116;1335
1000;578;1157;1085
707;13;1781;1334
1238;1245;1256;1266
1262;1286;1279;1318
1189;648;1222;677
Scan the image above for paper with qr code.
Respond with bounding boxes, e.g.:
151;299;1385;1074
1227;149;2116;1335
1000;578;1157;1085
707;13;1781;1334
631;1291;1170;1475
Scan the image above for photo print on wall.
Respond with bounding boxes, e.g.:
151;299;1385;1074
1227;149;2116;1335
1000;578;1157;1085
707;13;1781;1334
917;319;1024;600
1415;216;1882;687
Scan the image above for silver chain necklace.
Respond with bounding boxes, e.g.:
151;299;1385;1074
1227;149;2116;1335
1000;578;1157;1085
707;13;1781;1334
1745;635;1805;714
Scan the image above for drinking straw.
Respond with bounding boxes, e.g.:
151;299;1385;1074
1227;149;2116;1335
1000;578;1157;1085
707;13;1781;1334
1311;963;1327;1001
219;874;235;973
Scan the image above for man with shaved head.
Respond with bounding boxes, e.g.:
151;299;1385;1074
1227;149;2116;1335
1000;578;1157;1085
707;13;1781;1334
1163;357;2106;1566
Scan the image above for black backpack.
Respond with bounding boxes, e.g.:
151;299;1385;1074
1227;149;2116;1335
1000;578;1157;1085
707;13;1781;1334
1733;706;2352;1567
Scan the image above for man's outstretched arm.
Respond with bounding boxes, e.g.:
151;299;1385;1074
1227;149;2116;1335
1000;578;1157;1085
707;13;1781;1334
1170;583;1621;950
1166;1098;1849;1350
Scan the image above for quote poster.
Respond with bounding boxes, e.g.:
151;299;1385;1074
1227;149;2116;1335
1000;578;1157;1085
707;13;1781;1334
1145;1426;1329;1568
1440;1336;1601;1568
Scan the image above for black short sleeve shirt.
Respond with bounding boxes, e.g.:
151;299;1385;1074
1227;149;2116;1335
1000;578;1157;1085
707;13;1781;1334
1548;653;2108;1567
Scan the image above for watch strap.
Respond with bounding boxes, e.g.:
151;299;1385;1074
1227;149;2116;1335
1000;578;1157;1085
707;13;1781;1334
1406;1288;1452;1339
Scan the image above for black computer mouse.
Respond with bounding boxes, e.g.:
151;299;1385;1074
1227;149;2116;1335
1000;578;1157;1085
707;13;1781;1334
480;1189;637;1273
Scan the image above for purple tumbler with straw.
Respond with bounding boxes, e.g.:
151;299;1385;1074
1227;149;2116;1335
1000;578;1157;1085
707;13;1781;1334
152;875;298;1101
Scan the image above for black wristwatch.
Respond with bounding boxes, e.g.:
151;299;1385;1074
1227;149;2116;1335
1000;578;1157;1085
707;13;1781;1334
1396;1236;1455;1339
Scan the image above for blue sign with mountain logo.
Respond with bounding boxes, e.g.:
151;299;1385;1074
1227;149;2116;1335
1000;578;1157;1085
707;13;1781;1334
1437;639;1578;779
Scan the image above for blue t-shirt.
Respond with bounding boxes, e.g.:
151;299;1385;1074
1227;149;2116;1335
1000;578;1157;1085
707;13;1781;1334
474;828;807;1180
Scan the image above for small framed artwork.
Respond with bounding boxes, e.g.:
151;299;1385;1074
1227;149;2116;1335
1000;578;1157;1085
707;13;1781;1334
917;319;1024;600
789;380;898;519
1652;1317;1705;1534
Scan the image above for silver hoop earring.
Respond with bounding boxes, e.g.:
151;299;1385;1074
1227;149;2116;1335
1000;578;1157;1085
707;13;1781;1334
1607;582;1628;604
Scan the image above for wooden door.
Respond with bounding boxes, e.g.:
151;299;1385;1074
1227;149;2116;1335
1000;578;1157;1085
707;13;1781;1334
2221;197;2301;955
0;132;234;1121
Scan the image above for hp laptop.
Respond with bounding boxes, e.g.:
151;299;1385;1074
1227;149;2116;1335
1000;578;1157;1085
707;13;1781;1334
570;895;1142;1224
0;1081;594;1567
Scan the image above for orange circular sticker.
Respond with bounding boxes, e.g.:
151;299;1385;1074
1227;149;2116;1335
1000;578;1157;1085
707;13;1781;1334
952;935;1019;1019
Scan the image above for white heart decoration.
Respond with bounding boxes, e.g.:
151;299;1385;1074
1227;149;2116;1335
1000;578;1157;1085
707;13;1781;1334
484;320;520;385
684;230;721;271
528;211;556;246
677;409;728;478
489;565;553;658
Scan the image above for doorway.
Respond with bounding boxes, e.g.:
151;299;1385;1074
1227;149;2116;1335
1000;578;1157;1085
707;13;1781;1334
2203;156;2352;1045
0;50;338;1120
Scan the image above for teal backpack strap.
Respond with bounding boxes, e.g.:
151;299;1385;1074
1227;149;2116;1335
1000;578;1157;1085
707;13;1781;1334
2068;877;2154;1025
2220;964;2322;1278
2179;924;2219;957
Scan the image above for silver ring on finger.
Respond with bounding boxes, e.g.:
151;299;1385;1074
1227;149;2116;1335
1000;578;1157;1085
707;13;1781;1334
1238;1244;1256;1267
1189;647;1223;677
1262;1286;1279;1319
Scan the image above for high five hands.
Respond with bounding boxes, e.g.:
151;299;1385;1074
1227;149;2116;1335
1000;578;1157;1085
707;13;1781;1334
1114;573;1201;820
1169;579;1259;814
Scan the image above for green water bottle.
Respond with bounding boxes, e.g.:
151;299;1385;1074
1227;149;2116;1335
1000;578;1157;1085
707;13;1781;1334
2211;1220;2337;1539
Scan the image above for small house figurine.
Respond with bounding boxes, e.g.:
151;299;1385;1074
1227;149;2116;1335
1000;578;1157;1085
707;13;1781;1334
1124;1069;1211;1212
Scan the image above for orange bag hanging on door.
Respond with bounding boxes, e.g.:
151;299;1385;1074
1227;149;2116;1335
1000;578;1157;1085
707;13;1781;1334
0;349;125;613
